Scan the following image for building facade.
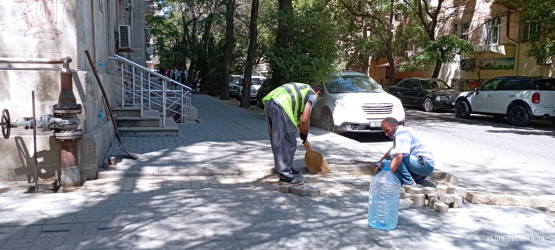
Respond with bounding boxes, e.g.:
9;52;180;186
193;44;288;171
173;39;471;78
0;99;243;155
0;0;147;182
368;0;554;89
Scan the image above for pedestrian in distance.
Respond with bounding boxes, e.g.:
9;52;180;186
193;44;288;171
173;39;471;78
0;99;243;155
175;68;182;83
180;67;187;85
378;117;435;186
262;83;323;185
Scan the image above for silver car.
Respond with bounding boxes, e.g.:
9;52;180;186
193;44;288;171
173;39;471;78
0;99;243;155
311;71;405;133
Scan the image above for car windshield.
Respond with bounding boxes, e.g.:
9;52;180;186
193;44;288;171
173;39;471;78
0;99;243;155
325;75;383;94
251;78;264;85
421;80;450;90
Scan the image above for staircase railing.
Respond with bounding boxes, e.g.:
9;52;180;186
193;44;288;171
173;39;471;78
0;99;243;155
108;55;192;127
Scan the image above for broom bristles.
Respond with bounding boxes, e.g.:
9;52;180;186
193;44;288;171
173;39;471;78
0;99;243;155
304;141;331;174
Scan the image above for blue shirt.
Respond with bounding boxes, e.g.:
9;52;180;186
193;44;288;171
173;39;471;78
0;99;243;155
392;126;435;167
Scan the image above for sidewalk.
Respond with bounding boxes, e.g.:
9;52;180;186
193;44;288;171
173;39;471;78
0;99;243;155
0;94;553;249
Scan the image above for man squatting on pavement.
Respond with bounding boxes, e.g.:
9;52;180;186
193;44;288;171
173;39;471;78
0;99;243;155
378;117;435;186
262;83;322;185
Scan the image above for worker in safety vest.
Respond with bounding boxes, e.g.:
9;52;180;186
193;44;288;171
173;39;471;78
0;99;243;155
262;83;322;185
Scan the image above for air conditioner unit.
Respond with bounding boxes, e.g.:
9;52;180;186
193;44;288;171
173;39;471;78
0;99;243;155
536;57;553;65
118;25;131;49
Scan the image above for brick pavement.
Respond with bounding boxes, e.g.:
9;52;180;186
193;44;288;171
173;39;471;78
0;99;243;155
0;94;554;249
1;172;554;249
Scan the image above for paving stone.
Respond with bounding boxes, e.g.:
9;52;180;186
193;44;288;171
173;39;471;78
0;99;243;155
453;195;464;208
278;185;290;193
290;186;308;196
428;197;438;209
422;187;436;195
436;185;448;194
439;194;455;207
307;187;321;197
410;187;423;194
413;194;425;206
433;202;449;213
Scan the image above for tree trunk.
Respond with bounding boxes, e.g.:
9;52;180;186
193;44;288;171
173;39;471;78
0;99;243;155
240;0;260;108
271;0;293;86
220;0;236;100
387;53;396;87
431;59;442;78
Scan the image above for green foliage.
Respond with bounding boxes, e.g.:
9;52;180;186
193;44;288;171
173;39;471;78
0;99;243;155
495;0;555;59
268;2;341;87
399;35;474;72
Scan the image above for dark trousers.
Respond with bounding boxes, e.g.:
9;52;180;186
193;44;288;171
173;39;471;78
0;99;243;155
264;100;297;180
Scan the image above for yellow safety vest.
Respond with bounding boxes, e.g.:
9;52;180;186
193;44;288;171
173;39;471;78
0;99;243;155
262;83;316;127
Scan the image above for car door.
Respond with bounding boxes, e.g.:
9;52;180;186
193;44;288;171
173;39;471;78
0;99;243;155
405;80;421;106
492;79;522;114
471;79;499;113
390;80;409;104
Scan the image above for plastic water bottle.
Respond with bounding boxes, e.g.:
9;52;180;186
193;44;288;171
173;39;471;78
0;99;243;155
368;159;401;230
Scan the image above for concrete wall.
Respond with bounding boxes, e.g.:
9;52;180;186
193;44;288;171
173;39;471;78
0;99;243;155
0;0;146;181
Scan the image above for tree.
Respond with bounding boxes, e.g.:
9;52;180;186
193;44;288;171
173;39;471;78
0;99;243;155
239;0;260;107
399;35;474;73
219;0;236;100
340;0;401;84
401;0;468;78
495;0;555;61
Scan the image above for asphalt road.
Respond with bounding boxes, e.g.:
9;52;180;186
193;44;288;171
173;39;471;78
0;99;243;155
343;107;555;195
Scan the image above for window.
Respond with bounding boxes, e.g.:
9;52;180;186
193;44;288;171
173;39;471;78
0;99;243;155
522;21;540;43
485;18;501;45
480;79;500;91
454;23;470;40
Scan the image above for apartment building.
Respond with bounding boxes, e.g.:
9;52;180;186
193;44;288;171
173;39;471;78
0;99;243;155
369;0;554;89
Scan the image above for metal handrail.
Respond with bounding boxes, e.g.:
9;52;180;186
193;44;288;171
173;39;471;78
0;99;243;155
108;55;191;126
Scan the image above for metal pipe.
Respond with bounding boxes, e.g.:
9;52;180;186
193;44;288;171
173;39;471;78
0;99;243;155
147;73;151;110
181;87;184;123
32;91;38;193
56;57;82;189
162;80;167;128
140;70;144;117
132;67;136;105
120;61;125;108
0;58;65;64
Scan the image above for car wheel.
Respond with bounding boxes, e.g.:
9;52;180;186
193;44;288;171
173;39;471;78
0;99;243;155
550;117;555;126
321;110;335;132
508;105;529;127
454;101;470;118
423;98;434;112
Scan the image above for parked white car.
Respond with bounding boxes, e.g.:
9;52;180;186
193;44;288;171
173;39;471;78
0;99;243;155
237;76;266;103
229;75;243;98
455;76;555;126
311;71;406;133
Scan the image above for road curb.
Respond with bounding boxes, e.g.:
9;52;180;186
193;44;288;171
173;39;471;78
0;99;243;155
464;190;555;209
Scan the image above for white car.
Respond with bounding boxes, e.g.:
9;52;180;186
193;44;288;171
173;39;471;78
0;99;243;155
237;76;266;102
311;71;406;133
455;76;555;126
229;75;243;98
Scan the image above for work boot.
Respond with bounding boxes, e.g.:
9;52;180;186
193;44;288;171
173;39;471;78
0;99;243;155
279;176;304;186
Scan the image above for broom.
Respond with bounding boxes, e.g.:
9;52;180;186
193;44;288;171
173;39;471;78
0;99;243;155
304;140;331;174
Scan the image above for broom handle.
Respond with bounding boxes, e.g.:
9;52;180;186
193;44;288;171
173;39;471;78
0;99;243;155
304;140;312;151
